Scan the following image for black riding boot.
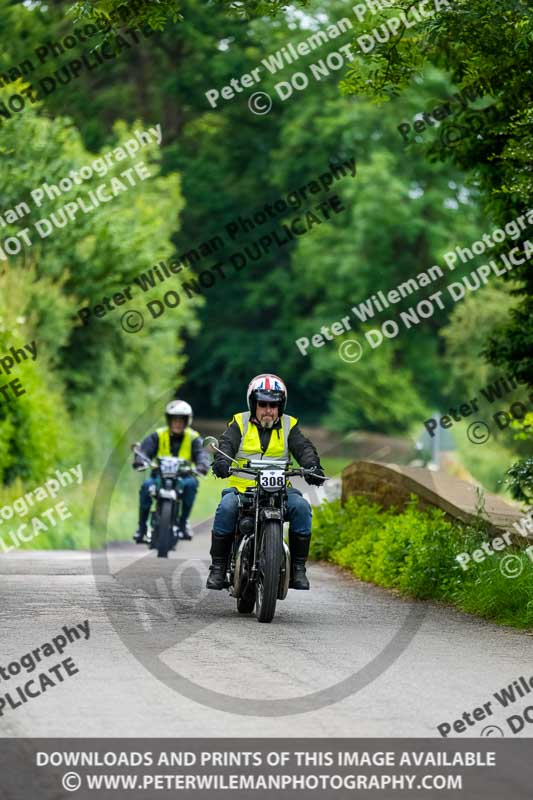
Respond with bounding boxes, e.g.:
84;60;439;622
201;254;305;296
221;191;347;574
206;532;232;590
133;507;149;543
289;533;311;590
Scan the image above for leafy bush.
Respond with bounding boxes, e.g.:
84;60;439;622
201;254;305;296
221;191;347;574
310;496;533;629
506;457;533;504
0;268;76;485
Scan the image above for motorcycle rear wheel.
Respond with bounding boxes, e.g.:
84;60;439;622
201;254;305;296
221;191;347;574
255;519;282;623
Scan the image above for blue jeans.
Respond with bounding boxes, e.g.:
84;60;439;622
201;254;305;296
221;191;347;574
213;487;312;537
139;476;198;530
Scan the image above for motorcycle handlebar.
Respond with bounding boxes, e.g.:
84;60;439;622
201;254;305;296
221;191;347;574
132;447;156;469
228;466;330;481
132;447;202;477
135;464;202;478
288;469;328;480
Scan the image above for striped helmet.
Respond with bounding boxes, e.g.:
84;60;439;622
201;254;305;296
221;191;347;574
247;374;287;416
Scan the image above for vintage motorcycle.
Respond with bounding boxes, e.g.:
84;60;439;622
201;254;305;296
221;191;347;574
133;446;198;558
204;436;328;623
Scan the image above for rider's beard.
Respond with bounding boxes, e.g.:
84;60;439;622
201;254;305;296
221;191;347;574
260;416;275;429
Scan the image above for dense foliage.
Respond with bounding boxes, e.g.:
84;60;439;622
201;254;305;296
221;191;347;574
0;0;529;497
0;98;198;480
339;0;533;488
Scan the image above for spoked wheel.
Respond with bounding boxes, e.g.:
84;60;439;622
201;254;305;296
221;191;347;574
157;500;174;558
255;520;282;623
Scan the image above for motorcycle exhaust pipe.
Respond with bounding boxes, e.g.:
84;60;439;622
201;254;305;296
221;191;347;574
232;536;248;598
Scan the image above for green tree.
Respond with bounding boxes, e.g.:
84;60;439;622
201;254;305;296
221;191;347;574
314;334;428;434
72;0;310;31
340;0;533;385
0;98;198;477
440;284;519;398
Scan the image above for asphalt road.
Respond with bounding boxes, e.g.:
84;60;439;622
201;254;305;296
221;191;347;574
1;505;532;739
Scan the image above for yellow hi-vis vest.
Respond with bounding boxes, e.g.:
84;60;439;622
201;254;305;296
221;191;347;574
228;411;298;493
156;427;199;460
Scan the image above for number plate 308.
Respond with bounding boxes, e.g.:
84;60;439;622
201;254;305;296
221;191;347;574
259;470;286;489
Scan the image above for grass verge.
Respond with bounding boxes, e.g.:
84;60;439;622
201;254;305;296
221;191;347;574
310;496;533;629
0;469;224;552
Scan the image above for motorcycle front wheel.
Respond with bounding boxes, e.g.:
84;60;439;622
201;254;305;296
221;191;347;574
255;519;282;623
157;499;174;558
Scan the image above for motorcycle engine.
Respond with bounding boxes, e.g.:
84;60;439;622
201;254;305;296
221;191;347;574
238;517;255;536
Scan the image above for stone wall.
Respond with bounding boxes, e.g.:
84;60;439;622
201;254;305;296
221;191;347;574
341;461;531;542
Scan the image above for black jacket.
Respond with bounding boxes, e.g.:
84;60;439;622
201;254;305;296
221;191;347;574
134;429;210;474
213;414;322;475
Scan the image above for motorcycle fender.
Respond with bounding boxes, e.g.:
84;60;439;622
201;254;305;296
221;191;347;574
260;508;283;522
278;540;291;600
159;488;177;500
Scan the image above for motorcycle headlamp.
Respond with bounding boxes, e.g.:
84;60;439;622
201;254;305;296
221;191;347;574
158;456;181;477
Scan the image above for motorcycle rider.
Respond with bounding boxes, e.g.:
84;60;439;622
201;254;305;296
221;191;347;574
206;374;325;591
133;400;209;543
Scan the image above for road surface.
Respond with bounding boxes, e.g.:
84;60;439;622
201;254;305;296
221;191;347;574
0;513;531;738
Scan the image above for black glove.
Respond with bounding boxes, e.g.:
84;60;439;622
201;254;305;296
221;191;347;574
304;466;325;486
212;459;231;479
131;442;144;470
